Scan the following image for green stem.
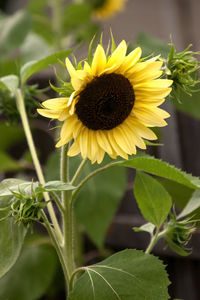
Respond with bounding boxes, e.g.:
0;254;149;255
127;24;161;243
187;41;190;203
70;158;87;185
145;226;163;254
50;191;64;213
41;211;69;284
72;161;119;199
60;145;76;290
15;89;63;244
69;267;85;291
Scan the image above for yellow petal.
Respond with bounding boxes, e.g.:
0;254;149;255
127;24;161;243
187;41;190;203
96;130;113;155
127;118;157;140
60;119;74;141
108;130;128;159
66;58;86;90
90;131;100;163
134;98;165;108
41;97;68;110
37;109;60;119
118;125;137;153
96;148;105;164
84;61;92;73
135;88;172;100
58;109;70;121
106;40;127;71
91;44;107;76
134;79;173;90
132;107;168;127
119;47;142;73
68;141;80;156
79;128;88;159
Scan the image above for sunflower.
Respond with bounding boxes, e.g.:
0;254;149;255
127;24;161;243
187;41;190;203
92;0;126;19
38;39;172;164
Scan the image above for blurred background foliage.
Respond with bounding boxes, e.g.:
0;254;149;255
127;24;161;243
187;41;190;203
0;0;200;299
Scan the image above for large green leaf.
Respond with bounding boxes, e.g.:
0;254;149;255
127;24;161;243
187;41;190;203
178;190;200;219
0;217;26;279
0;10;32;56
134;171;172;226
0;244;58;300
0;178;26;197
0;75;19;93
68;249;170;300
73;155;126;249
120;153;200;189
158;178;193;210
20;49;72;84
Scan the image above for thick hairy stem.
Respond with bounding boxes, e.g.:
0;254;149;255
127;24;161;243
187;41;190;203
60;145;76;291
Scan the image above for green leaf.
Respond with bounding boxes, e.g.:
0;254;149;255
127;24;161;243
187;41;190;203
133;222;155;235
74;158;126;248
0;178;25;197
134;171;172;226
0;75;19;93
120;153;200;189
42;180;76;192
0;10;32;56
68;249;170;300
158;178;193;210
20;49;72;84
178;190;200;219
0;217;26;279
0;244;58;300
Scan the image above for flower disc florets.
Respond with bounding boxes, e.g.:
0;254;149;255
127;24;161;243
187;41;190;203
38;36;172;164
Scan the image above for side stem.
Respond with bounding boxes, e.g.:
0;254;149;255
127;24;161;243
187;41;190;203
145;226;163;254
15;88;63;244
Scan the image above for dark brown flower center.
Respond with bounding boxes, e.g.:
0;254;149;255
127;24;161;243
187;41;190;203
75;73;135;130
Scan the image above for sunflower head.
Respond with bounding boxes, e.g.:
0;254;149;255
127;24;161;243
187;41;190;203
38;36;172;164
91;0;126;19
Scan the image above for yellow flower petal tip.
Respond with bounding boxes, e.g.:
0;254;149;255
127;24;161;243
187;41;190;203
93;0;127;19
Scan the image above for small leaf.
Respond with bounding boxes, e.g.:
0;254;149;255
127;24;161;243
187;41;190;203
0;217;26;278
42;181;76;192
20;49;73;84
178;190;200;219
0;178;26;197
68;249;170;300
0;243;58;300
134;171;172;226
134;222;155;235
0;75;19;93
